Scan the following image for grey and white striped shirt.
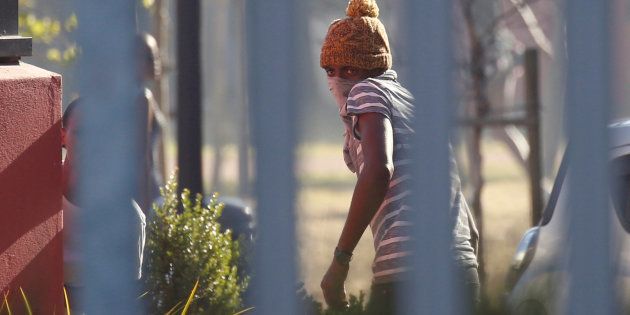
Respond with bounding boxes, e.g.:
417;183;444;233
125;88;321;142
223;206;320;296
343;70;478;283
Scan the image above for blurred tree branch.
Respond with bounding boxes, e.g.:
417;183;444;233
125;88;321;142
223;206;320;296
480;0;543;42
456;0;552;294
18;0;78;65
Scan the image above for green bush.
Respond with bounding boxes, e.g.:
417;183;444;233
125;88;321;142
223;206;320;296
143;174;248;314
296;283;367;315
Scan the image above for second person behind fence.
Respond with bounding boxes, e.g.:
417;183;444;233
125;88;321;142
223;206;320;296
62;98;147;311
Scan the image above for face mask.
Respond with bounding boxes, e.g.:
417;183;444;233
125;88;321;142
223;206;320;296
327;77;361;113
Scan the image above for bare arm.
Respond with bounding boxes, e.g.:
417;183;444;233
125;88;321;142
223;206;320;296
337;112;394;253
321;112;394;308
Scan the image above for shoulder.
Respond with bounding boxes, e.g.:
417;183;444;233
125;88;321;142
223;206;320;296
348;80;388;101
346;80;392;119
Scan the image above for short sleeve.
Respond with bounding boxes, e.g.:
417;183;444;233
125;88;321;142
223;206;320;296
345;81;392;139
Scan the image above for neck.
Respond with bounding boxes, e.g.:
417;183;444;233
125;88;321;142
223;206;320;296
367;68;386;78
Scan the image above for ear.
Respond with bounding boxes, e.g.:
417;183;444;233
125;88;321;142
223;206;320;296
61;127;66;148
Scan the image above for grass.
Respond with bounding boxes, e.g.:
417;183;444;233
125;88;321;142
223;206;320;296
476;139;530;312
19;288;32;315
2;291;11;315
63;287;71;315
1;287;67;315
180;279;199;315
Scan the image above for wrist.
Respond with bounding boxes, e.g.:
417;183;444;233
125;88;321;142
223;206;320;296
333;247;353;266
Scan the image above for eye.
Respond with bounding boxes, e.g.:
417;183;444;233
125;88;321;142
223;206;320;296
345;68;356;76
325;68;334;76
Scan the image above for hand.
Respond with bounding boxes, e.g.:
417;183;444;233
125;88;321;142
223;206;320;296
320;259;350;310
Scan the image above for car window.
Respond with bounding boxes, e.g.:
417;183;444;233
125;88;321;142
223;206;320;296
540;150;569;225
540;153;630;228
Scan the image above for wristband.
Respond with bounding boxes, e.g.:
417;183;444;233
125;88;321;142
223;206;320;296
334;247;353;266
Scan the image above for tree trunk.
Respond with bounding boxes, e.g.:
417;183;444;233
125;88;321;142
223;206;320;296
461;0;492;294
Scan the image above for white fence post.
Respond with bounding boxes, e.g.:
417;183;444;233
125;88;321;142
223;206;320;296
246;0;300;314
565;1;614;314
76;1;141;313
400;0;459;314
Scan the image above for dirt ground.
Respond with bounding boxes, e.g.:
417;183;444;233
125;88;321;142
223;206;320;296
196;137;532;309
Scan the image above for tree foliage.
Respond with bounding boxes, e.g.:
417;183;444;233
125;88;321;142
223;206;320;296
18;0;78;64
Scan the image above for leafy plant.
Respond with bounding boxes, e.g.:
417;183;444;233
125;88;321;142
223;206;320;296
296;283;367;315
141;0;155;9
143;173;248;314
320;292;366;315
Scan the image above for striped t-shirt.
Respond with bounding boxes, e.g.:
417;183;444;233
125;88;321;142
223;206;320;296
343;70;478;284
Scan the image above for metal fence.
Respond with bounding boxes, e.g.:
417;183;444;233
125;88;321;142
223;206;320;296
75;0;615;313
77;1;141;313
401;0;458;314
565;1;613;314
246;0;300;314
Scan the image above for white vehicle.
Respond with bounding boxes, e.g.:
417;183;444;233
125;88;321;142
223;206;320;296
505;119;630;315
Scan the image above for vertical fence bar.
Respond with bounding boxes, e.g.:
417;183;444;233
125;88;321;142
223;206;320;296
246;0;298;314
177;0;203;195
565;1;613;314
400;0;458;314
524;49;543;226
77;1;141;313
0;0;18;35
237;0;250;198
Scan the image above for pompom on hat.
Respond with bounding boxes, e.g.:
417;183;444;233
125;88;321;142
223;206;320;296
320;0;392;70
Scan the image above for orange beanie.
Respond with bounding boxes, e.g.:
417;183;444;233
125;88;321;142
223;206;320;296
320;0;392;70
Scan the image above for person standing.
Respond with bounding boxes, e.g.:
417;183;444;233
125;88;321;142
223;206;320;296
62;99;147;311
137;32;167;212
318;0;480;313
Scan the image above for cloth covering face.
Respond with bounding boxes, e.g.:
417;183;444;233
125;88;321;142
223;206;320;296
328;76;362;173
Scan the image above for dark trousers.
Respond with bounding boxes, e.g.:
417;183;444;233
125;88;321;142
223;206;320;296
365;267;480;315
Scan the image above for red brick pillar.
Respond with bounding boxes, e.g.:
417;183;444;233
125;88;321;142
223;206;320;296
0;62;63;313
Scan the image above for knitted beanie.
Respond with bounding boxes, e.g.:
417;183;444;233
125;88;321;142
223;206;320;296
320;0;392;70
